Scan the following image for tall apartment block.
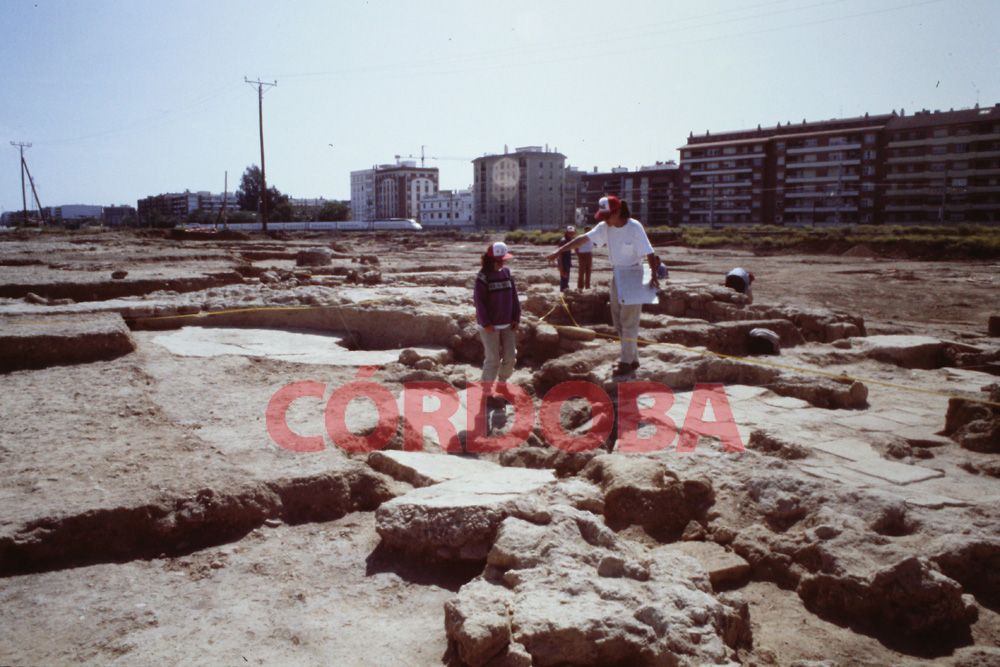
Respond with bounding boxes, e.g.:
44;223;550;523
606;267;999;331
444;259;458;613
883;105;1000;223
680;114;892;225
350;169;376;221
350;161;439;221
472;146;566;229
580;163;680;227
679;104;999;225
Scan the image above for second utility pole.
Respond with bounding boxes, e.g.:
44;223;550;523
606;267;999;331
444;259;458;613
10;141;31;225
245;77;277;233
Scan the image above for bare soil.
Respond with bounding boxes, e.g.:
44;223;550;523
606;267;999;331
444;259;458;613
0;230;998;666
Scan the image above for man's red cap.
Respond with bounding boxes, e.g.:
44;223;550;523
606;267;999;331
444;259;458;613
595;195;621;221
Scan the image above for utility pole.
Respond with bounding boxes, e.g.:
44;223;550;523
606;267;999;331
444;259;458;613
939;168;948;224
219;170;228;230
21;157;44;223
244;77;277;232
833;167;844;226
10;141;31;225
708;182;715;227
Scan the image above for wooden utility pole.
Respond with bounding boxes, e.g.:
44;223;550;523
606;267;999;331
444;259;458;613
10;141;31;225
245;77;277;232
21;157;44;223
219;170;229;230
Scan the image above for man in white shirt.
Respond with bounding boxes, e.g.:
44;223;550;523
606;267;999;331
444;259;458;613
548;195;659;375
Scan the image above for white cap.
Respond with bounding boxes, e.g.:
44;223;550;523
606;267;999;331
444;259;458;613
486;241;513;260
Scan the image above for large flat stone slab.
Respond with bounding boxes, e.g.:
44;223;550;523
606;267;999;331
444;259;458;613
813;438;881;462
375;467;556;560
658;541;751;591
837;412;913;433
368;451;504;487
844;459;945;486
153;326;447;367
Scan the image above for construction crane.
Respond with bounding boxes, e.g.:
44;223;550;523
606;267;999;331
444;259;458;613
394;145;473;167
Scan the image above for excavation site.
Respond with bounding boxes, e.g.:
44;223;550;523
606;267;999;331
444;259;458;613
1;229;999;667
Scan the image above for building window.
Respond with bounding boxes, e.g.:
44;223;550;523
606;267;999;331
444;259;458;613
864;133;876;144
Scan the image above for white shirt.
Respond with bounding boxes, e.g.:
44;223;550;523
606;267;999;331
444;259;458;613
585;218;654;268
577;236;594;253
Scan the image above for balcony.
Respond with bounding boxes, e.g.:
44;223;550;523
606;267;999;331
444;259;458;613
785;175;860;184
785;190;859;198
689;194;752;202
786;142;862;155
686;167;754;176
682;152;764;164
888;133;999;148
688;208;752;215
785;206;859;213
886;168;1000;180
886;149;1000;164
785;159;860;169
690;180;752;189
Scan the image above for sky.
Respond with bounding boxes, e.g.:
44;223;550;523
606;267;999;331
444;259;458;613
1;0;998;213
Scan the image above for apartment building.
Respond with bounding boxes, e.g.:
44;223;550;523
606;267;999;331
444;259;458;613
680;114;892;225
374;161;439;220
350;168;377;221
472;146;566;229
419;188;473;227
883;105;1000;223
137;191;238;220
579;163;681;227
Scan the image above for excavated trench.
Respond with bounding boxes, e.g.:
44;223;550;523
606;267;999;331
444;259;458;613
0;467;397;578
0;272;245;302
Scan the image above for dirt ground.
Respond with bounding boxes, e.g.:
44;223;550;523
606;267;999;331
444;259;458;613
0;230;998;666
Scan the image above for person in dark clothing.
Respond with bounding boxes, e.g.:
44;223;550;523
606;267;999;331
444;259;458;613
557;226;576;291
473;241;522;394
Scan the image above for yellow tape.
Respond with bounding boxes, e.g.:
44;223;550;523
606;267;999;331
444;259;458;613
548;294;1000;409
8;292;999;409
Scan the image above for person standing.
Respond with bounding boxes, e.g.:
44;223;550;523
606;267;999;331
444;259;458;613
576;226;593;289
547;196;659;375
557;226;575;291
474;241;521;403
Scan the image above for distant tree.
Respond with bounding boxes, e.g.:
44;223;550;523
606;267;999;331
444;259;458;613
186;209;210;225
227;210;257;224
316;201;350;222
236;164;292;221
144;209;180;229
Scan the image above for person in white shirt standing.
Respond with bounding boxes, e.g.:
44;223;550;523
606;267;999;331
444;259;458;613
548;195;660;375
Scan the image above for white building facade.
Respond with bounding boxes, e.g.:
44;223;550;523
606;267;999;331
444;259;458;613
419;188;474;227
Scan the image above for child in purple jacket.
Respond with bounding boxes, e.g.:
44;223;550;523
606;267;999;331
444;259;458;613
474;242;522;397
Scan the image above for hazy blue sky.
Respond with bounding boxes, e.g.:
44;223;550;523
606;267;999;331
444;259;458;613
1;0;998;213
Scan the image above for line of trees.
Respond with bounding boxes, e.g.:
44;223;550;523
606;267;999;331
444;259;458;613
138;165;350;227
